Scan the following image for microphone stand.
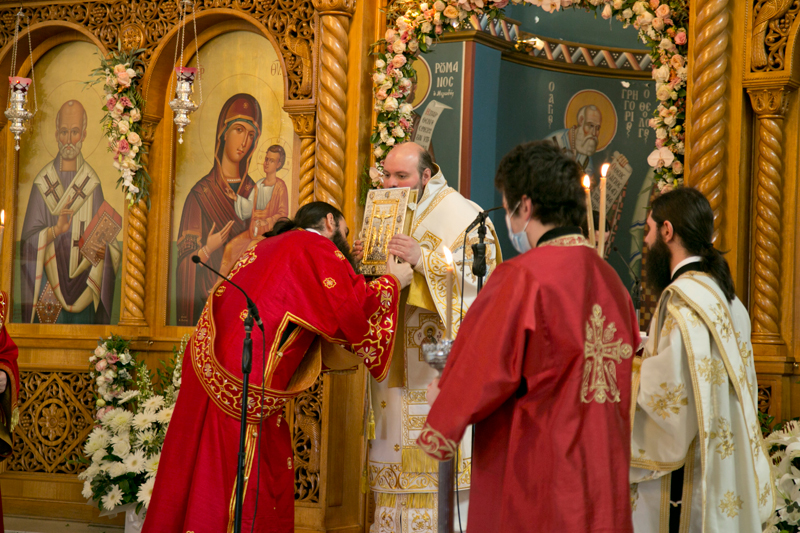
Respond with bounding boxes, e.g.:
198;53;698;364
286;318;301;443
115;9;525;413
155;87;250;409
191;255;262;533
471;213;490;293
234;312;254;533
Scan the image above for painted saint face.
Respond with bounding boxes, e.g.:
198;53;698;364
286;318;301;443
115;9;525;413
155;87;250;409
263;150;283;175
56;103;86;161
223;121;257;164
575;108;602;156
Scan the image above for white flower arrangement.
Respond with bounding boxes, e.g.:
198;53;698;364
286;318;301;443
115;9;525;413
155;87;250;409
764;420;800;532
78;335;189;515
88;44;151;208
369;0;688;194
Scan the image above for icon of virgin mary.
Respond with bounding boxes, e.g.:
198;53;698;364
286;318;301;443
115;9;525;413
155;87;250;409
175;93;263;326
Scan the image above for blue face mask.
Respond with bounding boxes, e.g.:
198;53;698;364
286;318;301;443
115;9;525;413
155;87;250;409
505;201;532;254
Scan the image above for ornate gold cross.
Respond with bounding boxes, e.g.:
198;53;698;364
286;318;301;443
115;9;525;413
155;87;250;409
581;304;633;404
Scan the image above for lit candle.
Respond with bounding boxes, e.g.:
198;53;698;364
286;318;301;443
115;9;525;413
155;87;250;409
582;175;596;248
598;163;610;258
443;246;454;340
0;210;5;258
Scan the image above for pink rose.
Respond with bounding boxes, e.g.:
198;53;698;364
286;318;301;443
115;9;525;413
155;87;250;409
96;406;113;421
655;138;665;148
674;31;687;45
116;70;131;88
435;24;444;35
649;0;659;8
106;96;117;109
655;4;669;17
386;29;398;42
494;0;509;7
391;54;407;68
95;359;108;371
119;96;132;108
106;353;119;364
376;88;388;100
670;54;685;69
652;17;664;30
118;139;130;155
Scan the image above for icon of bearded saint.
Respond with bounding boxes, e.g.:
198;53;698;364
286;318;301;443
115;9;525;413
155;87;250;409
548;104;602;175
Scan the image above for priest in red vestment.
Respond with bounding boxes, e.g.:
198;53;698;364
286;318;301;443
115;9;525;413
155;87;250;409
419;142;639;532
144;202;413;533
0;291;20;533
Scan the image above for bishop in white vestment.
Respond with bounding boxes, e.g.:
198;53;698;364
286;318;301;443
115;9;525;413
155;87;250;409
365;143;500;533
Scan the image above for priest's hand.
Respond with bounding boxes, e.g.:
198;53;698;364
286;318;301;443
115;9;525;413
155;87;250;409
0;371;8;394
386;254;413;289
205;220;235;255
388;234;421;268
352;239;364;263
55;209;74;237
426;377;440;406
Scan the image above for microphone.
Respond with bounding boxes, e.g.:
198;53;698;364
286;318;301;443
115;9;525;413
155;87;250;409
191;255;264;332
465;206;504;233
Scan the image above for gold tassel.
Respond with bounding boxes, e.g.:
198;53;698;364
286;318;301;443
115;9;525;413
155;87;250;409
376;492;397;508
407;492;436;510
361;467;368;494
368;406;376;440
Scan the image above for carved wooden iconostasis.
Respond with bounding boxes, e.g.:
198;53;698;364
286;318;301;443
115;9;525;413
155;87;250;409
0;0;379;530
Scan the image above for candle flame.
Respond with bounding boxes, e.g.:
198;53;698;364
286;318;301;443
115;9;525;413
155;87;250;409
582;175;591;190
1;210;4;225
443;246;453;265
601;163;610;177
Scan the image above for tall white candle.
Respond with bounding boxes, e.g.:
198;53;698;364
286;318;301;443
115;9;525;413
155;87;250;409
582;175;595;248
598;163;610;258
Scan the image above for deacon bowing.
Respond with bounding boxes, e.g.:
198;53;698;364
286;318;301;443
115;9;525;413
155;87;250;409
421;141;639;532
630;188;773;532
143;202;413;533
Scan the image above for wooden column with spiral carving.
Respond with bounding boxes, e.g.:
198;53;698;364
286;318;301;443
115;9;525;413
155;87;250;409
313;0;356;211
118;120;156;327
748;87;790;344
688;0;730;245
290;111;317;207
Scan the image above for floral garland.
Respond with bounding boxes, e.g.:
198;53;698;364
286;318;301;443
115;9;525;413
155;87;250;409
78;335;187;514
89;45;151;208
370;0;688;193
764;420;800;532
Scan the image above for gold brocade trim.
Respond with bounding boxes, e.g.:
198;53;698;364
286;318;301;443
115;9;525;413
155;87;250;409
538;234;594;249
630;356;642;432
408;492;436;509
669;281;773;506
422;249;464;335
369;463;437;492
10;407;18;434
581;304;633;404
679;439;697;533
0;291;6;325
351;276;400;383
630;456;686;473
416;423;458;461
660;475;671;533
227;424;258;533
402;446;463;474
411;188;455;235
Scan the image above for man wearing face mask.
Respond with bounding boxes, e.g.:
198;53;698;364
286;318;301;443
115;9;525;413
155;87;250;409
420;141;639;532
354;142;500;533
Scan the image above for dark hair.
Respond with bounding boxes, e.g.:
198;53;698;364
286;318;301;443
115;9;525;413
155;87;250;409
266;144;286;170
266;201;344;237
494;141;585;227
650;187;735;302
417;148;435;179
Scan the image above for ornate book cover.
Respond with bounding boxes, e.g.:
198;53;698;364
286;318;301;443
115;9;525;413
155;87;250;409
358;188;416;276
78;201;122;267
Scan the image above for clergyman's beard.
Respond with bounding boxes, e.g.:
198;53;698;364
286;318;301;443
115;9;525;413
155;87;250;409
332;230;357;270
59;140;83;161
645;233;673;297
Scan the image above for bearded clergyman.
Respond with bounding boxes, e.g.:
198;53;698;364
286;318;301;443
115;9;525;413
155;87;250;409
20;99;121;324
631;187;774;532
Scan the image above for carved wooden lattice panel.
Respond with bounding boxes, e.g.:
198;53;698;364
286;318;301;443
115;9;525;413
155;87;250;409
291;376;322;503
758;384;772;414
0;0;314;99
752;0;800;72
7;371;95;474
